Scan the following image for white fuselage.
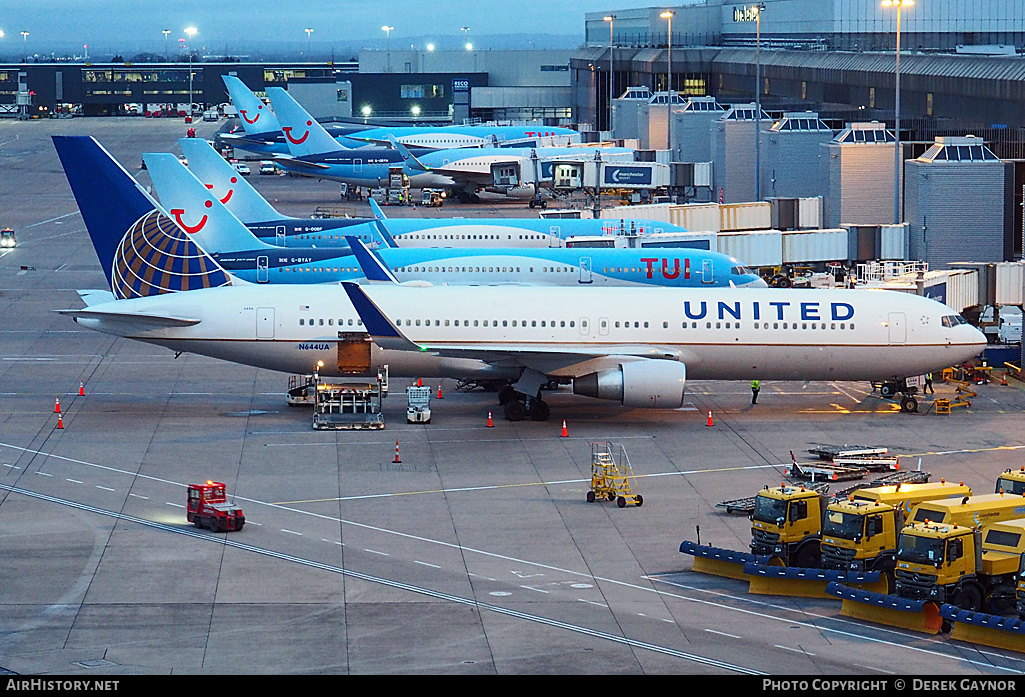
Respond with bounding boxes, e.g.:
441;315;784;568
71;285;985;383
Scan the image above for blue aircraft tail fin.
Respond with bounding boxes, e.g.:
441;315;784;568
266;87;344;157
52;135;232;299
179;138;282;224
366;199;398;248
222;75;281;135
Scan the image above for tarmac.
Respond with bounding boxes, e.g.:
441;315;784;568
2;116;1025;675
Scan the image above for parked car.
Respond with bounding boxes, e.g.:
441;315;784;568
232;161;251;176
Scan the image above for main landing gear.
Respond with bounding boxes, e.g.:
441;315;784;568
498;384;550;422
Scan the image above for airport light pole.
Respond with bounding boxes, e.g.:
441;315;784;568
21;31;28;61
883;0;914;225
603;15;615;134
382;25;393;72
184;27;197;115
162;29;170;61
661;11;675;156
305;28;313;58
753;3;765;201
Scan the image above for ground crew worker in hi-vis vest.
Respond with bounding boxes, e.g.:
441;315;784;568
751;379;761;405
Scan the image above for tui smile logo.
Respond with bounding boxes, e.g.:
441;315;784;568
170;200;212;234
240;104;263;124
283;120;312;144
204;176;237;205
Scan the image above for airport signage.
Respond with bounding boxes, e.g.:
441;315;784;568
733;6;759;22
603;166;653;186
452;79;470;92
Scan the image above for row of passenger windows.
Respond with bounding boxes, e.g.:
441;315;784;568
398;233;515;240
278;265;683;275
295;317;854;331
298;318;364;326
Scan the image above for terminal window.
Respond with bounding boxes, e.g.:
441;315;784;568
401;84;443;99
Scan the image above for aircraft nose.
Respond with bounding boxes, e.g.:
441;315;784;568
968;324;987;347
743;276;769;288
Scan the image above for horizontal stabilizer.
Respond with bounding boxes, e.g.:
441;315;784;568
56;309;201;329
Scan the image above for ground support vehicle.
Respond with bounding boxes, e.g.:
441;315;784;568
313;377;384;430
0;228;15;248
420;189;444;207
406;385;431;424
287;374;317;406
744;480;972;597
808;445;888;461
586;442;641;508
187;481;245;532
827;508;1025;639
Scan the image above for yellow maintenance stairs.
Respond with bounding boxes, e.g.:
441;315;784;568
586;442;642;508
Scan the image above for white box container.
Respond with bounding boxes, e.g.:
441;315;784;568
879;224;910;260
782;229;848;263
721;202;771;231
717;230;783;267
674;202;720;232
797;197;823;230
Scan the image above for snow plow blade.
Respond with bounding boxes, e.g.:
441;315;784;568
941;605;1025;653
743;563;888;598
679;541;772;580
825;582;943;634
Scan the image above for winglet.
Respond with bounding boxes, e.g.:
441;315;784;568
344;236;398;283
368;197;388;221
387;135;430;172
340;282;421;351
366;199;398;248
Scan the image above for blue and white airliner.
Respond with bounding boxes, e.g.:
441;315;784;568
54;134;986;420
220;75;579;156
180;137;688;249
145;150;765;289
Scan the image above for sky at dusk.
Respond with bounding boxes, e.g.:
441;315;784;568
0;0;632;57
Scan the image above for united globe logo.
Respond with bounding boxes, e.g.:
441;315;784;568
112;210;232;299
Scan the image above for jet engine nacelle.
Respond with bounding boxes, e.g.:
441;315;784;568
572;360;687;408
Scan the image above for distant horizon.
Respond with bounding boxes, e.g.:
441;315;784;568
0;0;610;60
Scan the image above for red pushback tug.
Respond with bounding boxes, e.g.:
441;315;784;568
187;481;245;532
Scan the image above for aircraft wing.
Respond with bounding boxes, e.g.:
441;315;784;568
340;282;690;377
271;155;331;171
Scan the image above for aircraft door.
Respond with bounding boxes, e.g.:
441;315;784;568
578;257;593;284
256;308;275;339
549;225;561;247
256;256;270;283
701;259;714;284
888;312;906;343
598;317;610;336
276;226;286;246
579;318;591;336
337;332;373;375
354;158;363;174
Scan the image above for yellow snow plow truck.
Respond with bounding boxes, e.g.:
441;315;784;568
827;493;1025;643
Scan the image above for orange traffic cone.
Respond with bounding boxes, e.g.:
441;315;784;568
561;420;568;437
57;415;64;429
1002;372;1009;386
706;410;713;427
79;381;85;396
487;411;494;428
437;383;443;399
54;398;61;414
393;440;401;463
